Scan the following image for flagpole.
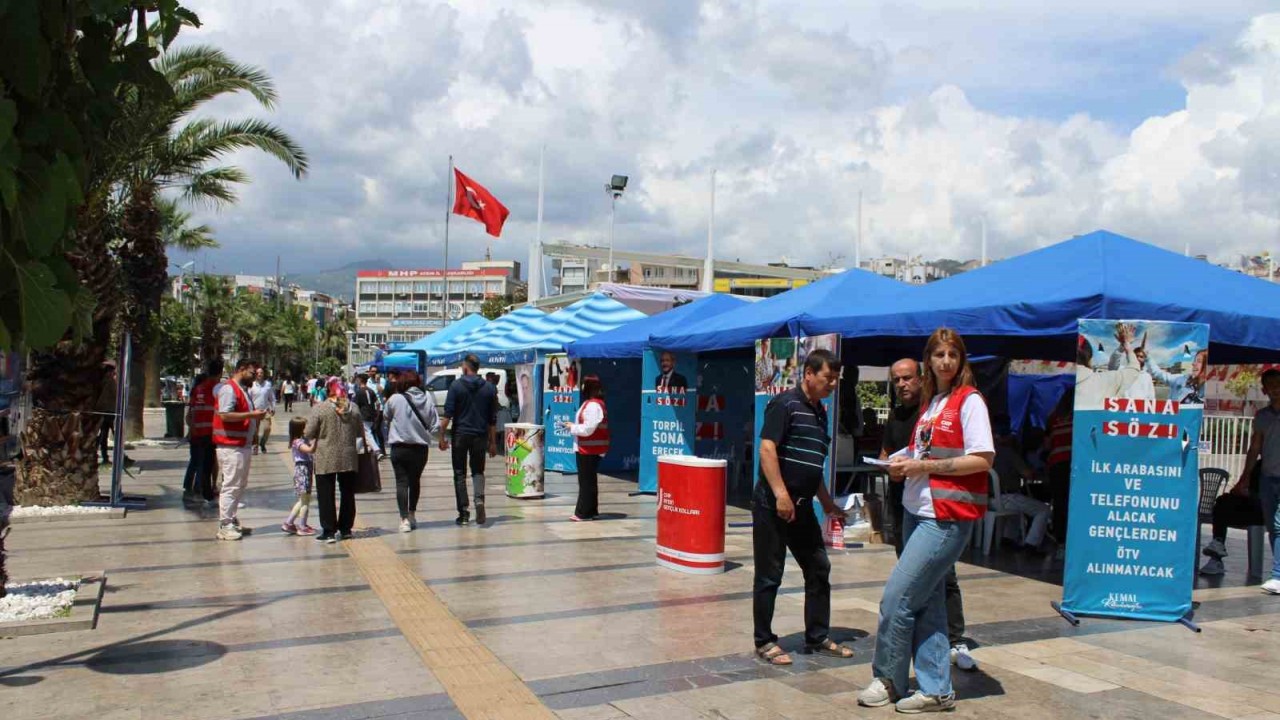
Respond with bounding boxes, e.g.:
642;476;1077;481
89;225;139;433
529;145;544;303
443;155;452;326
701;169;715;293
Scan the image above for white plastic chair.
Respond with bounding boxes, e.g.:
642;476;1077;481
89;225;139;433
983;469;1025;555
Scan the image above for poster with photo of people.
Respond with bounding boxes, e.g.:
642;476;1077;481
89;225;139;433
543;353;579;473
1061;318;1208;623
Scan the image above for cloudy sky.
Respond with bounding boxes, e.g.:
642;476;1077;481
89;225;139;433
170;1;1280;280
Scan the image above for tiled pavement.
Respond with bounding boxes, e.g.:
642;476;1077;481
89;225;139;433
3;409;1280;719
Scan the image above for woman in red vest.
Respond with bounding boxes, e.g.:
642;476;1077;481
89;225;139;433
859;328;995;714
560;374;609;521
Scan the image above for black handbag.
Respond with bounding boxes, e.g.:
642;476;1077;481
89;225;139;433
353;450;382;493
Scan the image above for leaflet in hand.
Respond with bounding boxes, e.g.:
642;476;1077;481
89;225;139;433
861;456;892;467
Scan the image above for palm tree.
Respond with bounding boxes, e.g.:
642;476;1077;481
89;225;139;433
111;44;307;439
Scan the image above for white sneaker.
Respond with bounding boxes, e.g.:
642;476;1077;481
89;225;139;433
950;644;978;671
1202;539;1228;558
216;523;243;541
857;678;896;707
895;691;955;714
399;518;412;533
1262;578;1280;595
1199;557;1226;576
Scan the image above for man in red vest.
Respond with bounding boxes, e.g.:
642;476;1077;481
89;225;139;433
183;359;223;506
213;358;266;540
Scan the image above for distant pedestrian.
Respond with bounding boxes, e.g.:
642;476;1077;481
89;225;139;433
304;377;363;543
559;374;609;522
439;354;498;526
213;359;266;541
306;375;319;406
281;376;297;413
281;417;316;536
249;368;275;455
95;362;134;467
352;374;383;456
383;370;439;533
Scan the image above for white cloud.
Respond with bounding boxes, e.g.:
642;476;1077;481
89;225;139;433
173;2;1280;278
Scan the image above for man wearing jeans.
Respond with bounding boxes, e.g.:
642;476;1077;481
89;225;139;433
439;355;497;526
1240;368;1280;595
752;349;852;666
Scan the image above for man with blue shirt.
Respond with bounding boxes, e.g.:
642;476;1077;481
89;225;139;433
752;349;852;666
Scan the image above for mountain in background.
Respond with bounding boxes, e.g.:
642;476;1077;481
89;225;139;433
286;259;395;301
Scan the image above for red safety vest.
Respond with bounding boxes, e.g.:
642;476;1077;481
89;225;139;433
909;385;989;521
212;381;252;447
576;398;610;456
1046;413;1073;467
188;379;217;437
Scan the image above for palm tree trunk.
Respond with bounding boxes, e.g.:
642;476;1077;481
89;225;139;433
16;201;120;506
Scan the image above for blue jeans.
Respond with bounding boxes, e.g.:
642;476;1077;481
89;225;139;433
1262;475;1280;581
872;511;973;697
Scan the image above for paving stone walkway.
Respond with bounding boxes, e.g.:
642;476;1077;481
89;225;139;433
2;409;1279;720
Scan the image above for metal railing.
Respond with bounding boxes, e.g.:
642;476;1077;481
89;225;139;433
1199;413;1252;482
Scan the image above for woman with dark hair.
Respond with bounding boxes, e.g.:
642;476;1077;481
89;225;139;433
859;328;994;713
559;374;608;521
303;377;363;544
382;370;439;533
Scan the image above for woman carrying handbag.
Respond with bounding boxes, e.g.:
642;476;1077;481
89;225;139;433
303;377;363;544
382;370;439;532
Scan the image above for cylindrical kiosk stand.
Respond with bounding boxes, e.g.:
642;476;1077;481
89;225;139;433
505;423;545;499
656;455;726;575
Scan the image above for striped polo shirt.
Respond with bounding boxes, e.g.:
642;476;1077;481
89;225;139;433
756;387;830;507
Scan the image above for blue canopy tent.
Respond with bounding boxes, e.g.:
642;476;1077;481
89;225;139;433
566;294;752;359
650;268;908;353
430;294;647;365
382;314;490;372
796;230;1280;364
422;306;548;366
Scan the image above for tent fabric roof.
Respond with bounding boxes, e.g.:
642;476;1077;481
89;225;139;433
567;294;753;358
650;268;908;353
797;230;1280;364
429;294;647;365
422;307;547;365
382;314;490;370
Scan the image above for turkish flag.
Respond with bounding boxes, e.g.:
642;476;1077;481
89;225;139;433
452;168;510;237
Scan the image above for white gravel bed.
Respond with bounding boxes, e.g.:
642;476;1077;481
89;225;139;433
10;505;114;518
0;578;80;623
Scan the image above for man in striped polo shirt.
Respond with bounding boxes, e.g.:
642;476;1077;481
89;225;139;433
753;348;853;666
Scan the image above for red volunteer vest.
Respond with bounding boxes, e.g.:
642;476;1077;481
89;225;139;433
576;398;610;456
212;381;252;447
909;385;989;521
188;379;217;437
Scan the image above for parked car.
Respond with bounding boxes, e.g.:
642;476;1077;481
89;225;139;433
424;368;511;412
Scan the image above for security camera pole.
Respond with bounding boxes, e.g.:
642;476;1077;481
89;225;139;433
605;174;627;283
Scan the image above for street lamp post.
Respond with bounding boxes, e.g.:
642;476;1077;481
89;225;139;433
345;330;355;380
605;175;627;283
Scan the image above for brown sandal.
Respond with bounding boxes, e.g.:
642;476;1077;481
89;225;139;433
756;642;793;666
808;638;854;658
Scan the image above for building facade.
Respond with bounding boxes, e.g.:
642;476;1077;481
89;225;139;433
351;262;524;368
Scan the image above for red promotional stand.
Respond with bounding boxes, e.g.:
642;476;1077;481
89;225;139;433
655;455;726;575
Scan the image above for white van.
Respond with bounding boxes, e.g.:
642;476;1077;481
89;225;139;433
423;368;511;412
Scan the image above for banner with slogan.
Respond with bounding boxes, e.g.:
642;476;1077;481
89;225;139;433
696;356;754;503
582;358;642;473
542;353;580;473
639;348;698;493
1061;318;1208;622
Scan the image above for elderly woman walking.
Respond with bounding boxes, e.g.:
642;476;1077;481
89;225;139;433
304;377;364;544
